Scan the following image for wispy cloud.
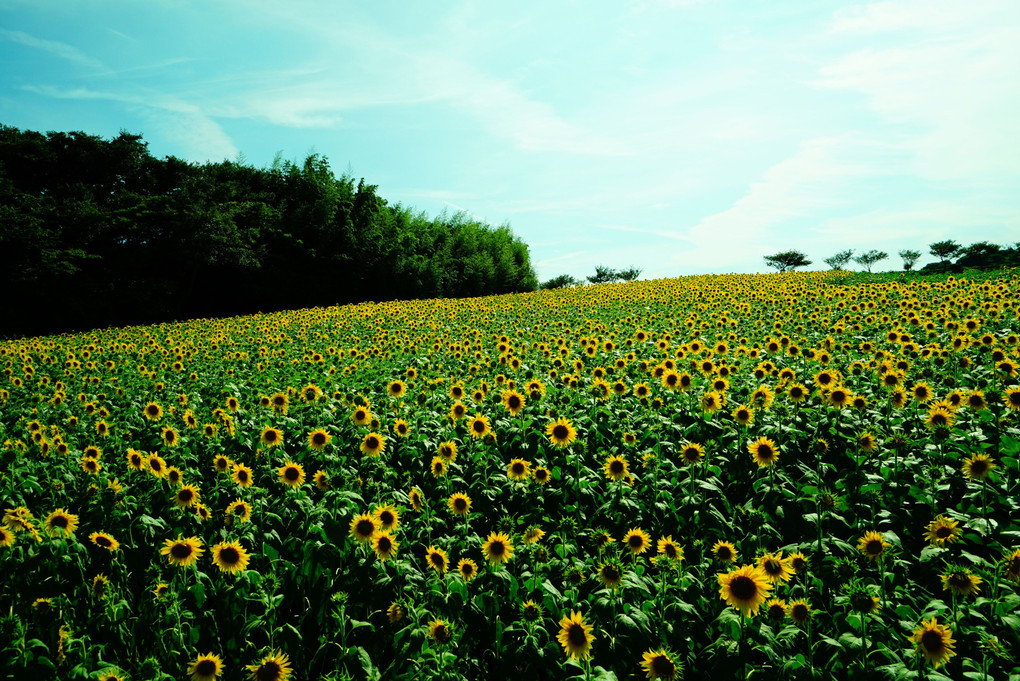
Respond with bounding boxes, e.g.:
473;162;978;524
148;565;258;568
0;28;109;73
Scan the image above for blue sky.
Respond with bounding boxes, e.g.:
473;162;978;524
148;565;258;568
2;0;1018;282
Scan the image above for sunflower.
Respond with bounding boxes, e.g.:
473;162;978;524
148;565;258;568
533;466;551;485
306;428;331;451
482;531;514;565
1002;548;1020;582
622;527;651;556
173;484;201;509
757;551;795;583
0;526;15;547
373;504;400;531
788;600;811;624
557;610;595;660
522;526;546;545
437;440;458;462
427;618;453;645
387;602;406;623
1004;387;1020;412
856;531;889;561
910;618;956;669
211;540;250;574
657;536;684;562
161;426;180;448
89;531;119;552
717;564;772;616
360;432;386;457
857;432;878;452
731;404;754;427
245;650;292;681
430;457;447;478
766;599;788;623
166;466;184;486
213;455;232;474
448;401;468;422
351;406;373;426
143;402;163;421
259;427;283;448
826;387;850;409
507;458;531;481
448;493;471;517
603;454;630;481
962;453;996;481
92;573;110;599
924;515;962;547
80;456;101;475
748;437;779;468
161;535;204;568
700;390;724;414
126;449;145;471
940;567;982;596
521;599;544;622
546;417;577;448
502;389;526;416
788;551;808;573
713;540;738;563
44;509;79;536
787;383;808;403
409;488;424;512
231;463;254;488
371;530;399;562
598;561;625;589
925;405;955;429
639;648;680;681
188;652;224;681
226;499;252;525
467;414;492;440
277;461;305;488
426;546;449;574
457;558;478;581
349;513;376;543
679;442;704;466
270;392;289;414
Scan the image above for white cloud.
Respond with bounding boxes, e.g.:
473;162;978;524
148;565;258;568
0;29;109;72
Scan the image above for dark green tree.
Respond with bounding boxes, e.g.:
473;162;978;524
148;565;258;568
898;249;921;271
854;249;888;273
823;249;854;270
929;240;962;264
763;250;811;273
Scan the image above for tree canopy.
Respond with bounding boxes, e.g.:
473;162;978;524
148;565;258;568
763;250;811;273
0;125;538;337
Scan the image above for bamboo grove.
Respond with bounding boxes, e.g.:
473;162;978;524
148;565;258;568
1;270;1020;680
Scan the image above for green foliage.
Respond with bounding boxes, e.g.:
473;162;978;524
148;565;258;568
853;250;888;273
541;274;581;290
0;125;538;338
823;249;855;271
763;250;811;273
898;249;922;271
929;240;963;263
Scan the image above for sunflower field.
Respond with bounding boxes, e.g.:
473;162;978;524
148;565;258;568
2;270;1020;681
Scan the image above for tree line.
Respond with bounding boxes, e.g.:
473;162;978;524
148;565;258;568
0;125;538;337
763;240;1020;274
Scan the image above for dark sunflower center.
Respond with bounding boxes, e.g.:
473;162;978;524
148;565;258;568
284;467;300;481
866;540;883;555
970;460;988;475
237;470;249;482
553;425;569;439
757;446;774;459
473;420;486;433
568;623;588;647
367;437;379;448
233;505;246;516
461;564;474;576
629;536;643;548
764;559;781;575
920;630;944;653
431;554;445;567
264;431;278;442
356;520;374;536
313;433;326;445
947;573;969;588
603;566;620;581
508;396;521;409
51;515;68;528
512;463;525;474
454;499;467;510
489;541;506;556
220;547;240;564
255;661;281;681
356;410;367;420
664;545;677;559
377;537;392;552
196;660;217;674
178;490;193;502
936;526;952;538
171;543;192;559
730;575;757;600
718;547;732;560
96;535;112;547
610;461;625;474
379;512;394;525
791;604;808;620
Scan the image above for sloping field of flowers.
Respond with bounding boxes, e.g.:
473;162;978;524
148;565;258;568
2;270;1020;681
